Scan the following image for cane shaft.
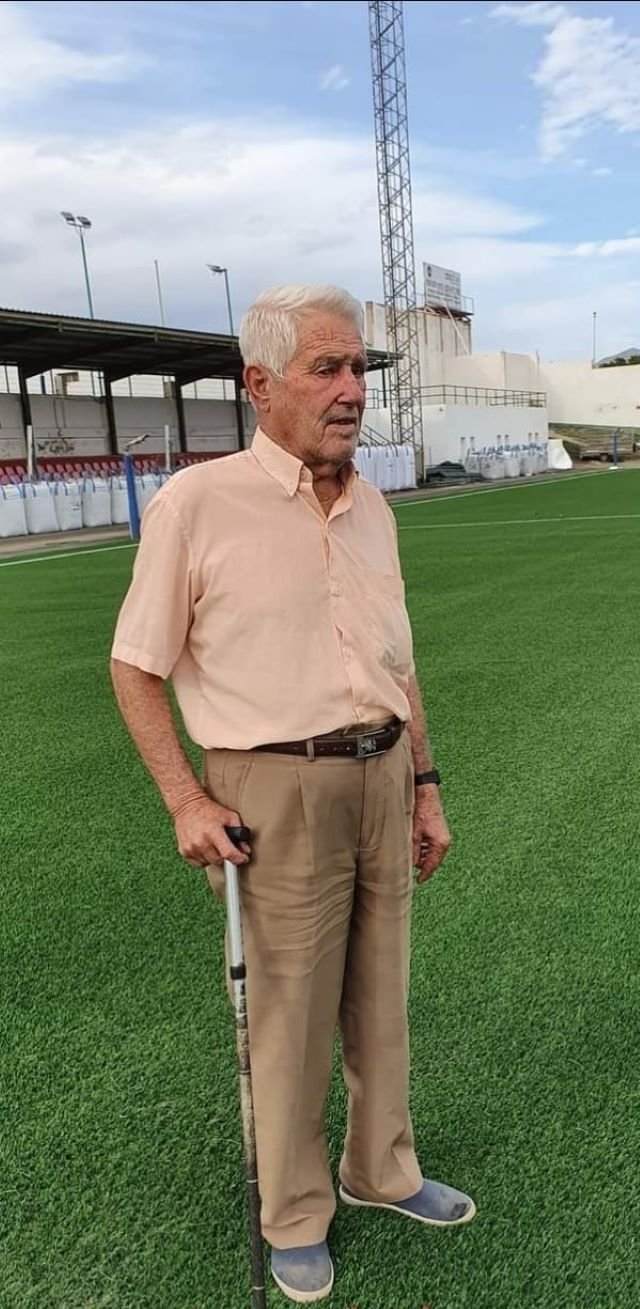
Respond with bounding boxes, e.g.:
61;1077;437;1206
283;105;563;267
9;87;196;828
224;839;266;1309
235;982;266;1308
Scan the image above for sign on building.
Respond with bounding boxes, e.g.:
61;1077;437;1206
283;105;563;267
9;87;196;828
423;263;463;311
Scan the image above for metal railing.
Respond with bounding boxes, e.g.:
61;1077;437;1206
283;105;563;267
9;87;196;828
359;422;390;448
366;384;547;410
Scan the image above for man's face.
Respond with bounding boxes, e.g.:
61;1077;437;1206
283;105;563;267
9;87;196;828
246;311;367;471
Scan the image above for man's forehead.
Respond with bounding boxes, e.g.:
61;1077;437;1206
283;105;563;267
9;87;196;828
296;313;365;360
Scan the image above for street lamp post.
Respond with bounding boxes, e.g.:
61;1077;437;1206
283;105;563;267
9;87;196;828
153;258;166;326
61;212;95;318
206;263;235;334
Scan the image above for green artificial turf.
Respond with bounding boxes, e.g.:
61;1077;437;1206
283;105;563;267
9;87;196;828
1;470;639;1309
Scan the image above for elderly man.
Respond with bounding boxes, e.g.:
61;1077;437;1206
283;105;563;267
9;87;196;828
110;284;475;1304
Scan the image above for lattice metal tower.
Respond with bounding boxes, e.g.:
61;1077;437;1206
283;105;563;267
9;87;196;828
369;0;423;467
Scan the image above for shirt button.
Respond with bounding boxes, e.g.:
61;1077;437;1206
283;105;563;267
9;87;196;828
331;584;342;597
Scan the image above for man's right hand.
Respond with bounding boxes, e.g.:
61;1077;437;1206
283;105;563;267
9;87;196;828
172;794;250;868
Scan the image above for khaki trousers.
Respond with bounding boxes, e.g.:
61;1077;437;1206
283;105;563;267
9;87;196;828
204;731;422;1249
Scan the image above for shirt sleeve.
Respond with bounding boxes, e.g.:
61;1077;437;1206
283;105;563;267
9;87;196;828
383;499;404;579
111;488;195;679
383;499;416;678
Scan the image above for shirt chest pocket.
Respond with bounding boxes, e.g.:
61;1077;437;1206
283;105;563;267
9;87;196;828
359;567;414;677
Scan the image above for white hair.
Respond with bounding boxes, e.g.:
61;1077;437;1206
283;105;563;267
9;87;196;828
239;284;364;378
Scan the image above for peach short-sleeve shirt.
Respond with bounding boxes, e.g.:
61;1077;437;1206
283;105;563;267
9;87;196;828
111;427;414;750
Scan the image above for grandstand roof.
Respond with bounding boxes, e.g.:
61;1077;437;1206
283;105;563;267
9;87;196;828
0;307;392;385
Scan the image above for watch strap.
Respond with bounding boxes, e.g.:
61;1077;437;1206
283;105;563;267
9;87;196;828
414;769;441;787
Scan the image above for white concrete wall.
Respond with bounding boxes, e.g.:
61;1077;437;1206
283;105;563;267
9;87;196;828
363;407;392;440
365;300;640;429
540;360;640;428
363;400;547;468
421;404;548;468
364;303;541;402
443;351;542;392
0;393;252;460
371;345;640;429
0;396;24;458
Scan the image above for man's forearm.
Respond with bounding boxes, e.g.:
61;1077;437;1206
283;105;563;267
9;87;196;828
110;659;206;816
407;673;434;774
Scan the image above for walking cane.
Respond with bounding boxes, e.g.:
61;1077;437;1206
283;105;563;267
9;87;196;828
223;826;267;1309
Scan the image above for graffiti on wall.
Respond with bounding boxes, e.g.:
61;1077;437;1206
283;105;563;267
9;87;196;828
36;435;76;454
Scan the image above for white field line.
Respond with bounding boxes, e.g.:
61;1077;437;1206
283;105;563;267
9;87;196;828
398;513;640;531
2;472;638;563
0;543;136;568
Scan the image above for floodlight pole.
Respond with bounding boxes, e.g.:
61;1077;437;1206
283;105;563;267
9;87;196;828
78;226;95;319
206;264;235;335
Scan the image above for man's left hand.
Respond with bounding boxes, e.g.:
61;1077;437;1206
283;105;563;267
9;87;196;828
412;788;452;883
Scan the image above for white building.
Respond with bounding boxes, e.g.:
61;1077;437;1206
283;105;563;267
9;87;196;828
364;301;548;471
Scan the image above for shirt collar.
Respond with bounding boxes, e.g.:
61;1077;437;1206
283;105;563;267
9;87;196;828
251;426;358;498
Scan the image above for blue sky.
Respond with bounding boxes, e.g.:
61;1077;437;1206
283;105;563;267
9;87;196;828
3;0;640;358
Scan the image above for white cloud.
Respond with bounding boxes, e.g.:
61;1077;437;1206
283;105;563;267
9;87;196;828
413;186;541;238
592;166;613;177
0;1;139;104
0;117;545;325
0;98;635;361
491;2;640;160
491;2;565;27
572;236;640;258
320;64;350;92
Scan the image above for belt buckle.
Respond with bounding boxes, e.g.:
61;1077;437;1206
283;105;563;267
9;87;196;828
356;731;382;759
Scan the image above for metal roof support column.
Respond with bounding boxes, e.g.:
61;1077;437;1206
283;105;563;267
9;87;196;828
233;377;246;451
103;375;119;455
18;368;37;477
174;379;187;453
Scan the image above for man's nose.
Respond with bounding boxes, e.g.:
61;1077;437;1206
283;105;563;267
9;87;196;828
336;368;366;406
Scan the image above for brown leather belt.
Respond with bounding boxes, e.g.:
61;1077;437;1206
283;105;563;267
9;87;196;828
254;717;404;760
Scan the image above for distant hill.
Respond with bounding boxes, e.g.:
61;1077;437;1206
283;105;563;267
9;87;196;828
596;347;640;367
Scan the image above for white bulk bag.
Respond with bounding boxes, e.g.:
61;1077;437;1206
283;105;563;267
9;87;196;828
0;484;28;538
373;448;386;490
547;439;572;471
53;480;83;532
136;472;160;516
110;475;129;526
82;477;113;528
480;452;502;481
354;446;369;479
23;482;59;535
404;445;417;489
356;446;375;483
386;446;399;492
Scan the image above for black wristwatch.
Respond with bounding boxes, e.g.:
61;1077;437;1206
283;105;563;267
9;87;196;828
414;769;441;788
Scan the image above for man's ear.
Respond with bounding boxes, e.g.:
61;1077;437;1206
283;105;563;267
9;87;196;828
244;363;272;413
